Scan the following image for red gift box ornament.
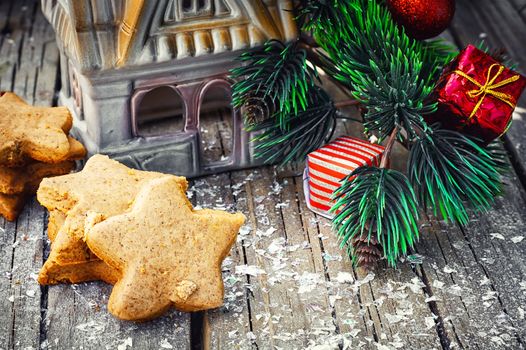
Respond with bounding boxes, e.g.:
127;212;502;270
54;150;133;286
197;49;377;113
303;136;385;219
455;63;520;119
430;45;526;143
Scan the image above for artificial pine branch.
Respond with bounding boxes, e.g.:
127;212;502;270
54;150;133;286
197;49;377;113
230;40;318;130
231;0;509;268
484;141;511;174
301;0;455;141
249;87;337;166
408;127;503;225
331;166;420;268
331;126;420;267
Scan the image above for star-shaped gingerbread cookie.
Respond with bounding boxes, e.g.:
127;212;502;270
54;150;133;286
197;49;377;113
37;155;188;285
0;92;74;166
84;176;245;321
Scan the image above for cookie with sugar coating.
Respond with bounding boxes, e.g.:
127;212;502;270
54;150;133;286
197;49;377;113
84;176;245;321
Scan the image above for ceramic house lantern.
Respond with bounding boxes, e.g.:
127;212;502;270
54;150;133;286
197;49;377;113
41;0;298;177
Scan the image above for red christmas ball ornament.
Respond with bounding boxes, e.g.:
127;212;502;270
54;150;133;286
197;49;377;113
387;0;455;40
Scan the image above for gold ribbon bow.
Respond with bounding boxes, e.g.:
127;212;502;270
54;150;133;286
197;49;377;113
454;63;520;119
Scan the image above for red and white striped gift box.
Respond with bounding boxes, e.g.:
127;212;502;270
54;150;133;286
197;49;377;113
303;136;385;218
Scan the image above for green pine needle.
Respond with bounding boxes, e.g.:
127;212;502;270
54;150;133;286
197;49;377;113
408;128;503;225
331;167;420;267
484;141;511;174
249;87;337;166
230;40;318;130
301;0;455;141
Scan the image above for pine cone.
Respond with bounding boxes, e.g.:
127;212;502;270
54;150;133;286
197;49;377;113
351;233;383;271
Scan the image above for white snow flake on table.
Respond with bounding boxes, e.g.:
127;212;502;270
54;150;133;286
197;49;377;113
510;235;524;243
234;265;267;276
116;337;132;350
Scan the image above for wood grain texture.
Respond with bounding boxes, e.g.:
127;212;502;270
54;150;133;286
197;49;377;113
1;0;526;349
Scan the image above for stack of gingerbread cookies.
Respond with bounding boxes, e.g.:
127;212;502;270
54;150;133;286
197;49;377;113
37;155;245;321
0;92;86;221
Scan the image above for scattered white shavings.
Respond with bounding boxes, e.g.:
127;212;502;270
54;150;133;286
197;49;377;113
405;277;425;293
235;265;267;276
25;289;36;298
520;280;526;291
518;307;525;320
447;284;463;296
275;200;290;209
297;272;323;294
425;317;436;330
309;217;320;226
432;280;445;289
354;273;375;288
159;338;174;349
480;276;492;286
322;252;342;262
270;180;282;195
239;225;252;236
482;290;498;301
385;313;406;324
29;272;39;282
8;295;14;303
257;227;277;238
246;331;257;342
117;337;132;350
267;237;286;254
490;335;507;347
228;330;238;338
443;265;457;274
334;272;354;284
490;233;505;240
75;320;105;333
511;236;524;243
425;295;439;303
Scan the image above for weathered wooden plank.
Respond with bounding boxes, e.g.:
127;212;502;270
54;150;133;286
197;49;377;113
7;200;46;350
45;283;191;350
238;167;316;349
415;216;523;349
207;166;348;349
198;171;254;350
461;177;526;339
0;216;17;350
195;111;253;349
0;1;59;349
0;0;26;92
507;0;526;19
412;170;526;348
0;0;13;32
